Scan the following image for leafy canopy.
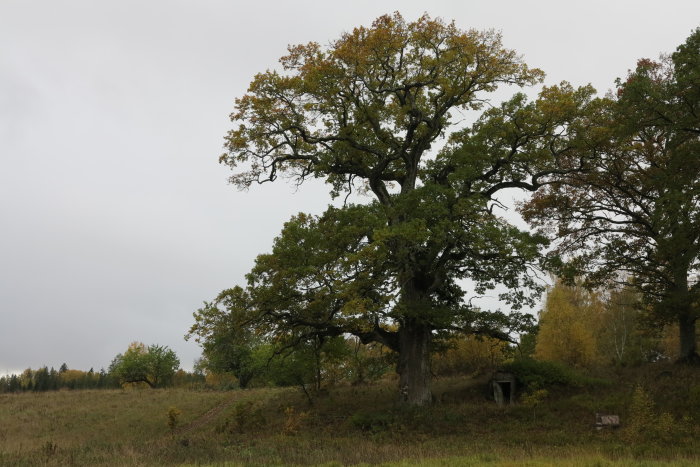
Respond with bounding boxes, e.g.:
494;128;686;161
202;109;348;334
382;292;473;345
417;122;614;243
109;342;180;388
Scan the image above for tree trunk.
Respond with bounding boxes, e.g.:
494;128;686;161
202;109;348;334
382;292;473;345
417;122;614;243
315;342;322;391
670;268;699;364
677;313;699;364
397;318;432;405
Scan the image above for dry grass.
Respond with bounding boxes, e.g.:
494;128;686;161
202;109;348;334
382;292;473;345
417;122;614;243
0;388;231;465
0;365;698;466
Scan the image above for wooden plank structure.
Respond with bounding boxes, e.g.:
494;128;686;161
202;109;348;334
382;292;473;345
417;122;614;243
595;413;620;430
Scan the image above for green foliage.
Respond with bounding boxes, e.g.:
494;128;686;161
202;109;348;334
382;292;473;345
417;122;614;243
517;328;538;359
345;340;393;384
501;358;605;389
109;342;180;388
146;345;181;388
216;400;268;435
522;29;700;362
520;388;549;421
0;366;120;393
186;287;266;389
623;385;683;444
232;401;268;433
189;311;392;391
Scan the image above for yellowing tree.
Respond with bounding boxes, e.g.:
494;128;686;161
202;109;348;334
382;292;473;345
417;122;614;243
535;281;603;368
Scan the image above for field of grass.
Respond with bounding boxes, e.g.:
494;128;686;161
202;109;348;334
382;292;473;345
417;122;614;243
0;364;698;466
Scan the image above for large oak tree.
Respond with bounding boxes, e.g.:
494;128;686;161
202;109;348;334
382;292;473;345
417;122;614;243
208;13;597;404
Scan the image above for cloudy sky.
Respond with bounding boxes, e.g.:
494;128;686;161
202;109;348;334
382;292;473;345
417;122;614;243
1;0;698;375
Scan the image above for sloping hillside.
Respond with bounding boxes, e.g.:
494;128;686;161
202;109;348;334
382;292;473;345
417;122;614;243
0;364;698;466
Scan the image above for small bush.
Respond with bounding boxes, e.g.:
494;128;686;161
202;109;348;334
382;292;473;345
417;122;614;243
625;384;655;442
521;388;549;421
623;384;690;444
217;401;267;434
655;412;676;442
502;359;605;389
167;406;182;432
349;411;394;434
282;406;308;435
236;401;267;432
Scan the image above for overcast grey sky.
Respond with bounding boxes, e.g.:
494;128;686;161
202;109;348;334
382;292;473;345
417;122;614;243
1;0;698;375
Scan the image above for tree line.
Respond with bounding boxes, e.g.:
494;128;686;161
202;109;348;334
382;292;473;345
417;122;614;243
0;342;201;394
0;365;118;393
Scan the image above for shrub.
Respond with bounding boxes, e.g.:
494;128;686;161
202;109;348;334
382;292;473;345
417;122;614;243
521;388;549;421
282;406;309;435
216;401;267;434
623;384;691;444
167;406;182;432
623;385;658;443
235;401;267;432
501;359;596;389
349;411;394;434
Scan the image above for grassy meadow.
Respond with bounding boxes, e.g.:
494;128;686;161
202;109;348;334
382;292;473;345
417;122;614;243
1;364;699;466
